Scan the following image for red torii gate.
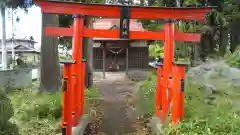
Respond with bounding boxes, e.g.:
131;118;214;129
34;1;213;135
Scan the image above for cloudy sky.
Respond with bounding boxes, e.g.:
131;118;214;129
0;6;42;50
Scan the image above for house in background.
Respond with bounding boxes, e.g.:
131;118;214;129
92;18;150;78
0;38;40;68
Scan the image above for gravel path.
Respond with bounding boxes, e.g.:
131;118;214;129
93;74;147;135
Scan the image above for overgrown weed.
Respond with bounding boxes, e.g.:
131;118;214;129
7;87;100;135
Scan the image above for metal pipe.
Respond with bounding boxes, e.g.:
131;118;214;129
1;6;7;70
11;8;15;69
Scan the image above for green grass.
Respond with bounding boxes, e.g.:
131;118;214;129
225;48;240;68
7;87;100;135
135;73;240;135
175;83;240;135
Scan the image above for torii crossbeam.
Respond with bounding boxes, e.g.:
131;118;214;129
34;0;214;134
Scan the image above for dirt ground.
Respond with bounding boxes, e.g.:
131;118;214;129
92;72;150;135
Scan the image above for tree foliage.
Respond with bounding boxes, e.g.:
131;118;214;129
0;0;32;9
40;13;61;92
144;0;238;62
225;0;240;53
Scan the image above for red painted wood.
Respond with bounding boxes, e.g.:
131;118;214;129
81;62;86;116
156;66;163;121
34;0;214;130
175;30;200;42
35;1;212;20
61;66;68;131
45;27;73;37
61;64;73;135
172;65;181;125
44;27;200;42
84;28;119;39
161;23;175;117
72;17;84;127
178;66;186;120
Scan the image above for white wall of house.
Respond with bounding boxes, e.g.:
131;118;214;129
130;40;148;47
0;40;35;50
93;42;101;48
93;40;148;48
0;40;39;66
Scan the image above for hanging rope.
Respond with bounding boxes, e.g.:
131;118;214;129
107;48;123;71
108;48;123;54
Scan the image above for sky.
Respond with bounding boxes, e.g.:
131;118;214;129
0;6;42;50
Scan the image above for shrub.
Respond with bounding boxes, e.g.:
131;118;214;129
0;121;19;135
135;72;157;118
225;48;240;68
0;90;19;135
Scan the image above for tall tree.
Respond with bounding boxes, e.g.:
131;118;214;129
40;13;61;92
148;0;154;6
225;0;240;52
140;0;144;6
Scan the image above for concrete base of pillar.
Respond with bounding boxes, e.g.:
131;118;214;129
148;116;164;135
56;114;94;135
72;114;94;135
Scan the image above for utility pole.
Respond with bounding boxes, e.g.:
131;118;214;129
1;6;7;70
11;8;15;68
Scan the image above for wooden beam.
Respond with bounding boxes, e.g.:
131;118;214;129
102;43;106;79
45;27;73;37
175;30;200;42
44;27;200;42
35;1;214;20
125;44;129;76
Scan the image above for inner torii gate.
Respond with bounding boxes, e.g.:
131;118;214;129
34;1;213;134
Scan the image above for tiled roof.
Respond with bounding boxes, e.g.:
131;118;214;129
0;45;40;53
93;18;145;40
